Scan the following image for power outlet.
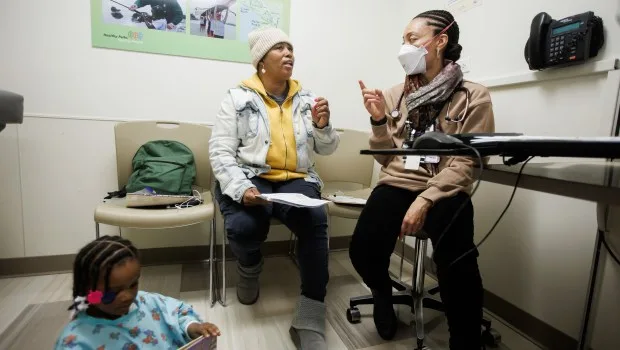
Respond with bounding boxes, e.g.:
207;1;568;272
459;57;471;73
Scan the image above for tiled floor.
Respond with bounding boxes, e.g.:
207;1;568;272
0;251;542;350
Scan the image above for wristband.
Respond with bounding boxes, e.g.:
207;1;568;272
370;116;387;126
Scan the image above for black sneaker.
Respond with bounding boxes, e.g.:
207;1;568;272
371;289;397;340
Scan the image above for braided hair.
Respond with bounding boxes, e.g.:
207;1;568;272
413;10;462;62
72;235;139;299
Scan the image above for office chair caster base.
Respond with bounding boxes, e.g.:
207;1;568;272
481;317;501;347
346;307;361;324
415;338;430;350
482;328;501;348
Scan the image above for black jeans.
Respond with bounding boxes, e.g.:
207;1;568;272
349;184;483;349
214;177;329;302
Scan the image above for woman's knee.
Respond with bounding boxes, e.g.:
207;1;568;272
286;206;328;239
349;228;370;270
310;207;328;233
225;210;270;243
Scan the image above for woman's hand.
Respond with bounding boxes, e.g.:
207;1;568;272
400;197;432;238
312;97;330;128
188;322;221;339
242;188;269;206
359;80;386;122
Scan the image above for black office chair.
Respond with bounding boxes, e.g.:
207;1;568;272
0;90;24;133
345;236;501;349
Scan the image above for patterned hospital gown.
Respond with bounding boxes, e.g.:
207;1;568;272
54;291;203;350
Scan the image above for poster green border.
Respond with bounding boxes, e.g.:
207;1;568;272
90;0;291;63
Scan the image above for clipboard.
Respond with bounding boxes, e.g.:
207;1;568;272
177;336;217;350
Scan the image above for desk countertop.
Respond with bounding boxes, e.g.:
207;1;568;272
482;162;620;205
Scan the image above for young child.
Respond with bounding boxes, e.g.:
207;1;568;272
54;235;220;350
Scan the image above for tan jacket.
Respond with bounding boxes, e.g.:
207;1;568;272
370;80;495;204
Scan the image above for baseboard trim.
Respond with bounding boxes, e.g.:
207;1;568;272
482;286;578;350
0;254;77;278
0;236;351;278
396;240;576;350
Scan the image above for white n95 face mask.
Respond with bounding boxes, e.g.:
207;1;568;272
398;44;428;76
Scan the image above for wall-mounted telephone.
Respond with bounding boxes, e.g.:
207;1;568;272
524;11;604;70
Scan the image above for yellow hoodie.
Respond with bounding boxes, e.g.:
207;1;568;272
241;74;307;182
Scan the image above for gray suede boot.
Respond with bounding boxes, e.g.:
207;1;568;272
289;295;327;350
236;259;263;305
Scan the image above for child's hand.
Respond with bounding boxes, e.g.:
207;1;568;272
188;322;221;339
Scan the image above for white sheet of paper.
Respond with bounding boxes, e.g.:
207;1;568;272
324;195;367;206
257;193;329;208
405;155;421;170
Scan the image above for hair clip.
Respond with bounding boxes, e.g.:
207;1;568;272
88;289;118;305
68;296;88;320
101;291;117;304
87;290;103;304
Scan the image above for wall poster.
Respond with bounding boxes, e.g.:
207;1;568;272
91;0;291;63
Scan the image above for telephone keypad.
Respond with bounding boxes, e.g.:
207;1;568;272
549;35;572;61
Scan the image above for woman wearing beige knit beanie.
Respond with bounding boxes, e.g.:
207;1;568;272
209;26;340;350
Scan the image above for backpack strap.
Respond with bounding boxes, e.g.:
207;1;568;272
104;186;127;199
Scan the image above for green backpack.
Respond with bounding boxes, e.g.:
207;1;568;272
126;140;196;195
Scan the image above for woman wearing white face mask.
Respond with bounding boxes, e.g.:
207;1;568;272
349;10;495;349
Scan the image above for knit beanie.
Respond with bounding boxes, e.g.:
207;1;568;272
248;27;292;69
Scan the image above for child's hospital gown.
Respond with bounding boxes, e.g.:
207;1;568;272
55;291;203;350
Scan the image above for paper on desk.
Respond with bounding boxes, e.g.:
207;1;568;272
323;194;367;206
257;193;329;208
470;135;620;144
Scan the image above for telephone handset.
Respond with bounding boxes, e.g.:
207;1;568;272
524;11;604;70
525;13;553;70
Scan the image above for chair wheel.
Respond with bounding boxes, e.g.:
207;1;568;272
482;328;501;348
346;307;361;324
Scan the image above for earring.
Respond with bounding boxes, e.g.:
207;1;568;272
261;68;266;74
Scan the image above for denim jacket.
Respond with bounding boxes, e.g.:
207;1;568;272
209;85;340;203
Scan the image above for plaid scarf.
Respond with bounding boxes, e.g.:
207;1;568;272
404;61;463;131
